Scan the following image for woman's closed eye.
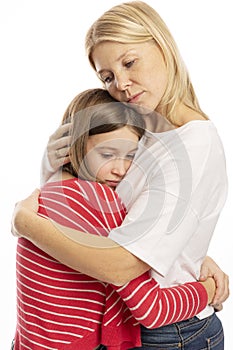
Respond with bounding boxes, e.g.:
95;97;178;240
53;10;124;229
124;59;135;69
98;59;136;83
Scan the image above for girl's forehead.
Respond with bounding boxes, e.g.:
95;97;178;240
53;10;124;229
88;126;139;146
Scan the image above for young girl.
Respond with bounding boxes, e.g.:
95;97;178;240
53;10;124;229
13;88;215;350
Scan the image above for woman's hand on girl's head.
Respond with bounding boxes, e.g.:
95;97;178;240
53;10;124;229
11;189;40;238
41;123;71;184
47;123;71;168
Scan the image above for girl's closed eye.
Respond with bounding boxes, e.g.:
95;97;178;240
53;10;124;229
125;152;137;160
100;152;115;160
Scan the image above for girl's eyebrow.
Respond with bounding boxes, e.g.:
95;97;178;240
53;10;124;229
95;146;118;151
96;146;139;152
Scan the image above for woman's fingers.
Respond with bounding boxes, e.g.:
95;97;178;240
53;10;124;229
46;124;72;170
200;256;230;306
212;272;229;305
49;123;72;141
48;135;71;153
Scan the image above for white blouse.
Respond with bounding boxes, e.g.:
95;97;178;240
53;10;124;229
111;120;228;319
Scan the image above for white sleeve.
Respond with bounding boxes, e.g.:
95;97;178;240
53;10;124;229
40;148;55;186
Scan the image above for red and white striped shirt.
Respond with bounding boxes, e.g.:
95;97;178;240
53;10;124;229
15;178;207;349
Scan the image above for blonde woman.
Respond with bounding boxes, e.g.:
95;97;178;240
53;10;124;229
12;2;228;349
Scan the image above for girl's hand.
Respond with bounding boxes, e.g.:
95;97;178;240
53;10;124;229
41;123;71;184
11;189;40;238
199;256;229;307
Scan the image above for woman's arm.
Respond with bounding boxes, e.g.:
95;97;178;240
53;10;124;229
12;189;229;304
12;188;217;330
12;190;149;285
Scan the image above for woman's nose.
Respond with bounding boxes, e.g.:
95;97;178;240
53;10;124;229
115;72;131;91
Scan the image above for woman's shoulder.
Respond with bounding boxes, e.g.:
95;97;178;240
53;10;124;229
146;119;214;141
178;119;214;133
176;104;208;125
175;120;218;149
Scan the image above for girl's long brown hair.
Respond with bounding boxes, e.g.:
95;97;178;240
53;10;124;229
62;88;145;181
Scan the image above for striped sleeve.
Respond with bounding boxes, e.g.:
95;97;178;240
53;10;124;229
110;271;208;328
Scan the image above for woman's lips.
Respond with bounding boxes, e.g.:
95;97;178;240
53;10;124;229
128;92;143;104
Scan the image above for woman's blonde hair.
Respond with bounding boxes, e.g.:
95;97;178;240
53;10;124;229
85;1;208;124
62;88;145;182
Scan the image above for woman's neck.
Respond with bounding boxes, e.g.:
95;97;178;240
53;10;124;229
172;104;207;126
143;111;175;133
144;103;206;132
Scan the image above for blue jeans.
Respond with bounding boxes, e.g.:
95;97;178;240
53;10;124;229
130;313;224;349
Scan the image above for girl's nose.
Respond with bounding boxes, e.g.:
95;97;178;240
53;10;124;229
111;158;130;176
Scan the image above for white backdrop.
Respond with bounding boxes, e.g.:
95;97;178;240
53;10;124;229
1;1;232;348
